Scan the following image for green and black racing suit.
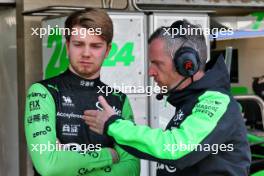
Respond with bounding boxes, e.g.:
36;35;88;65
102;56;251;176
24;69;140;176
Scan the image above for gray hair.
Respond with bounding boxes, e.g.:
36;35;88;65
148;20;207;70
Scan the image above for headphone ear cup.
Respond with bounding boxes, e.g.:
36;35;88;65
173;47;200;77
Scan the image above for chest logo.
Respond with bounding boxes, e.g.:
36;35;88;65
157;163;177;173
62;124;81;136
95;101;121;115
80;80;95;87
170;109;185;128
173;109;184;122
62;96;75;107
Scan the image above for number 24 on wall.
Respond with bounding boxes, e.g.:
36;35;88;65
45;32;135;79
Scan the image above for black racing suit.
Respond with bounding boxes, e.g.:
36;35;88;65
24;69;140;176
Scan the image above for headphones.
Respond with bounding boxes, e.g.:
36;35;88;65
156;21;201;100
167;20;201;77
156;46;200;101
173;46;200;77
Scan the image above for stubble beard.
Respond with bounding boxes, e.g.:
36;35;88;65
71;62;99;79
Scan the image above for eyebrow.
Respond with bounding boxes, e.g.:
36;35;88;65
150;59;162;64
90;42;104;45
71;40;83;43
71;40;105;45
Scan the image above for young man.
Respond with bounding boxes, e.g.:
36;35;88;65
24;8;140;176
84;20;251;176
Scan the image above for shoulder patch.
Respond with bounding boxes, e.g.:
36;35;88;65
193;91;230;120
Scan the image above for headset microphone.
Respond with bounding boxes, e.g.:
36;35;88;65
156;93;164;101
156;77;189;100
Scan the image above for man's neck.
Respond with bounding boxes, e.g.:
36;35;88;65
69;67;100;80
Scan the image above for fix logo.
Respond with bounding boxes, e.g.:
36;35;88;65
95;101;121;115
29;100;40;111
62;96;74;107
80;80;95;87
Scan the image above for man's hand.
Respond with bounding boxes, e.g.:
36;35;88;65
83;96;115;134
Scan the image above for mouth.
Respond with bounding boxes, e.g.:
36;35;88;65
154;77;159;83
154;78;163;87
79;61;93;66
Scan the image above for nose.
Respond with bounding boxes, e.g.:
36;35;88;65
82;46;91;57
148;66;157;77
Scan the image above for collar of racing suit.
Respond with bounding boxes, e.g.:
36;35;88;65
63;69;104;89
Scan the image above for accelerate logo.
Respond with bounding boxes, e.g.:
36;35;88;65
57;112;83;119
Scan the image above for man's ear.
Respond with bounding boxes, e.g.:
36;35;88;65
104;43;112;58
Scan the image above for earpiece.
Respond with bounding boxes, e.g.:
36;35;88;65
173;46;200;77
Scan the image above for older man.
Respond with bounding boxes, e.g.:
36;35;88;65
84;20;251;176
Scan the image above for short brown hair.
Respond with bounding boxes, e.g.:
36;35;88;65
65;8;113;44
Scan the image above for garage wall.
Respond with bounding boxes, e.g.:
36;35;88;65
216;37;264;94
0;8;18;176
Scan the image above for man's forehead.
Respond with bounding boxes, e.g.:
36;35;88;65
149;38;165;49
149;39;164;55
71;34;105;44
148;38;167;55
148;38;167;62
71;37;104;43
